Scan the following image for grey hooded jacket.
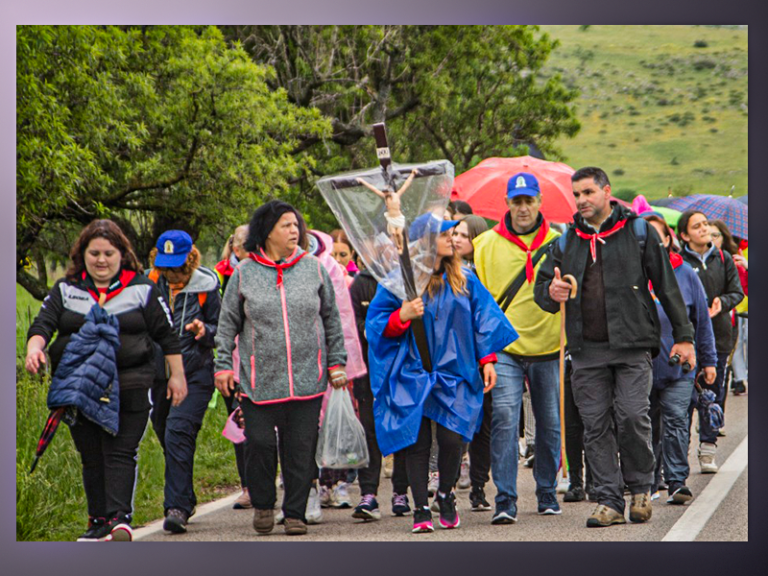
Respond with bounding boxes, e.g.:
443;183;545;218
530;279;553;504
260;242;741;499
214;248;347;404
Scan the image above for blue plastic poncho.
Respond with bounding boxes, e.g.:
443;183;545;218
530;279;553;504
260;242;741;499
366;270;518;455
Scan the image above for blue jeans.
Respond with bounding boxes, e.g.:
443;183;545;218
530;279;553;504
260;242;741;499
490;353;560;505
651;379;694;487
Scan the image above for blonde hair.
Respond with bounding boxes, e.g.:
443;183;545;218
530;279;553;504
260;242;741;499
220;224;249;260
426;252;468;299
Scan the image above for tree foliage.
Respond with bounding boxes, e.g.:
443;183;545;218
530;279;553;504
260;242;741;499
222;25;580;226
18;25;581;299
17;25;329;299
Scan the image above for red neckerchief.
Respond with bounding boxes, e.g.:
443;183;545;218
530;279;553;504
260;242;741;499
649;251;683;298
249;248;307;288
82;269;137;304
215;258;234;278
574;218;628;262
493;215;550;283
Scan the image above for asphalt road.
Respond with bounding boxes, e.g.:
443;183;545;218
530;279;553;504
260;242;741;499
136;392;748;542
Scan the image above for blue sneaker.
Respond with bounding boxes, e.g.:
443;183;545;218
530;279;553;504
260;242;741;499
352;494;381;521
491;499;517;524
538;492;562;515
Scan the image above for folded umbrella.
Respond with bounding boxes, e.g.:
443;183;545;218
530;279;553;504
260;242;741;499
695;381;725;431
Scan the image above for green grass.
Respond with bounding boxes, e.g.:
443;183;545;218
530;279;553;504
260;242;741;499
16;285;241;541
541;25;748;200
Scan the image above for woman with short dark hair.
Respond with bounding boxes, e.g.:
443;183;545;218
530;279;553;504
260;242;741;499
25;219;185;542
214;200;348;536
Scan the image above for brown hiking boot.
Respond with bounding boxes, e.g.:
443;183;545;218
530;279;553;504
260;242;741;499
586;504;627;528
252;508;274;534
233;489;252;510
283;517;308;535
629;492;653;523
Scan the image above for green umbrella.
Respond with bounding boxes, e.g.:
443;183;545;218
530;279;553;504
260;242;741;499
651;206;682;230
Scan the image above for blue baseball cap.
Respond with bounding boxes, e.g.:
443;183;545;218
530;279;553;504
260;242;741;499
507;172;540;199
154;230;193;268
408;213;459;242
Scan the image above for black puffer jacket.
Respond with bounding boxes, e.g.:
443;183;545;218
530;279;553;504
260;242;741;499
680;244;743;354
534;202;694;356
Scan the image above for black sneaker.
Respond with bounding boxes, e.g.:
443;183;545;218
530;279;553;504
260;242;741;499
164;508;190;534
563;484;586;503
76;517;109;542
412;506;434;533
491;499;517;525
391;492;412;516
658;481;669;492
436;492;460;529
733;380;747;395
469;486;491;511
102;513;133;541
666;484;693;505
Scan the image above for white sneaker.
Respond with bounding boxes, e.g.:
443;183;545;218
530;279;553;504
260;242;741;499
306;486;323;524
427;471;440;497
275;508;285;524
651;491;660;501
458;459;471;490
332;482;352;508
698;442;719;474
319;485;333;508
556;470;570;495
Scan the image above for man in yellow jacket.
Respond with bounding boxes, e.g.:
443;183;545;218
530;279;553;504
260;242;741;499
473;172;563;524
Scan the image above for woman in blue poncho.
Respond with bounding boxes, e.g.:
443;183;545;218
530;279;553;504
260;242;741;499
366;214;518;534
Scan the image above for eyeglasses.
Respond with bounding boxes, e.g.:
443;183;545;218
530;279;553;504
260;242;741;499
710;232;722;239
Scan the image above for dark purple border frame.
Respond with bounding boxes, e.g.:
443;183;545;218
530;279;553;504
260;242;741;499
3;3;761;575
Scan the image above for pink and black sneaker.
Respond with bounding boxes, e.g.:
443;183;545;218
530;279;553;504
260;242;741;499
412;506;434;533
436;491;460;529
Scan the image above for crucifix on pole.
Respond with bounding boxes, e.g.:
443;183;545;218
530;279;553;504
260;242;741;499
317;122;453;372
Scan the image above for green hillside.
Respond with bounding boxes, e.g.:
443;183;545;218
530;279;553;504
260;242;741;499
541;25;747;200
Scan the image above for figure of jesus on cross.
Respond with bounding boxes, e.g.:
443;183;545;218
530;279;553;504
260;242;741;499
356;168;419;254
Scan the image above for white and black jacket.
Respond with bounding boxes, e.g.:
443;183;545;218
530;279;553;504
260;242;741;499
28;271;181;390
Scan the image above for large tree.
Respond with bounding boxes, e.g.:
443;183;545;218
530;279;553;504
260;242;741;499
223;26;580;165
220;26;580;229
17;25;329;299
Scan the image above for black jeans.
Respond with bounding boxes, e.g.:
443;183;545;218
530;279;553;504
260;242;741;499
468;391;493;489
69;387;151;520
354;375;409;495
564;359;592;488
405;417;464;509
222;391;246;488
241;397;322;521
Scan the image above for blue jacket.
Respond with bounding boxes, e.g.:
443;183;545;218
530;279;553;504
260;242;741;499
47;303;121;434
652;260;717;388
366;270;518;455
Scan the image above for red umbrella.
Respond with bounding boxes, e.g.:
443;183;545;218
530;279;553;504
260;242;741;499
29;407;67;473
451;156;578;223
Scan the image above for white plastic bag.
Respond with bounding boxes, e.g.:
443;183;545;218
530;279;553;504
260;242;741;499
315;387;369;469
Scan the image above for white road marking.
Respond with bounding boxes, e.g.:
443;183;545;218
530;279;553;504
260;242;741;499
133;491;241;541
662;436;748;542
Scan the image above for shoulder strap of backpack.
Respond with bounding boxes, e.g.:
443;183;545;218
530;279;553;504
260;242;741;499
632;217;647;249
497;236;558;313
